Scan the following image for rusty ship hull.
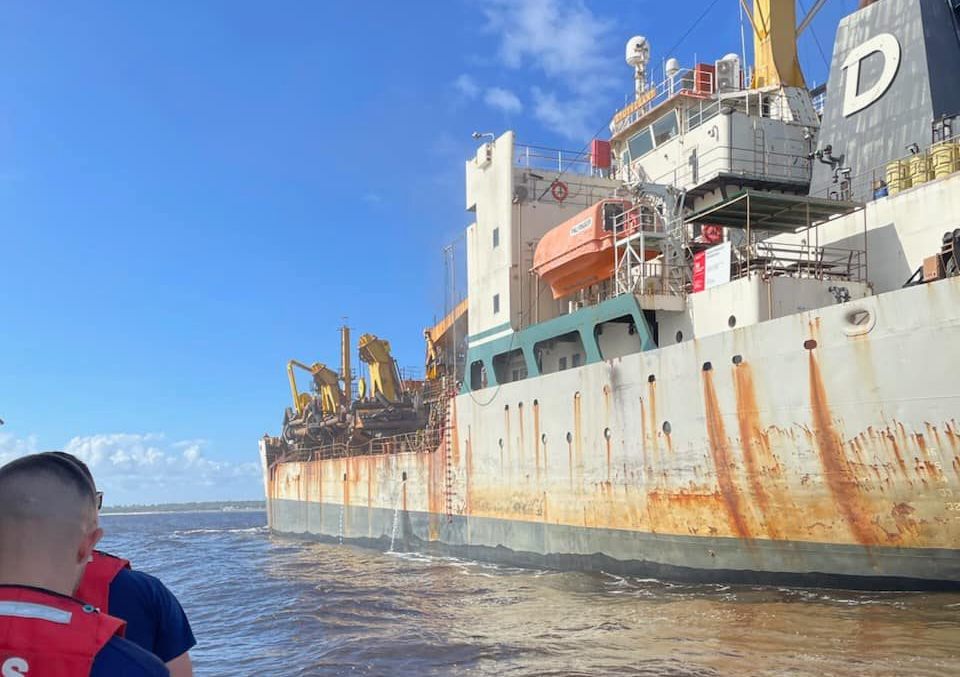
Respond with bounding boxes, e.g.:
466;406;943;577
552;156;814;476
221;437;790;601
261;0;960;589
261;274;960;589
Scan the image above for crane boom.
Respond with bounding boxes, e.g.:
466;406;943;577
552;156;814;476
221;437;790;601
357;334;403;402
287;359;343;416
749;0;806;88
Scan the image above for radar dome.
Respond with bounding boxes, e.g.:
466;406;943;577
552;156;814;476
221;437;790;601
625;36;650;68
665;58;680;78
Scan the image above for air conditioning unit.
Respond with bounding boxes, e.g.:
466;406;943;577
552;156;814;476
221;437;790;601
715;55;741;93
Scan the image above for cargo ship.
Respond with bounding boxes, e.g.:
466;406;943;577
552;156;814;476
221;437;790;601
260;0;960;589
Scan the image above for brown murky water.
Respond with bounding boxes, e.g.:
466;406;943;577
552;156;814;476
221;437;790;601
103;511;960;676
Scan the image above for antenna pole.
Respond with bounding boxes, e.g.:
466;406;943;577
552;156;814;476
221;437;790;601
340;321;352;406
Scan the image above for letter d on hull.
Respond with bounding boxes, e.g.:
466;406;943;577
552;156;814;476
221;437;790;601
842;33;901;117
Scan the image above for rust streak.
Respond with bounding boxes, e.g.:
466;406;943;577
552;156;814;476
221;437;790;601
702;370;752;539
808;352;879;546
606;437;612;483
533;401;541;480
639;396;649;476
451;398;460;466
887;431;909;478
465;428;473;513
733;362;780;539
573;392;583;477
648;381;660;470
518;403;525;464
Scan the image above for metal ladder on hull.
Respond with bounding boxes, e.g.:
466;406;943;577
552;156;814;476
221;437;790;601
442;385;455;522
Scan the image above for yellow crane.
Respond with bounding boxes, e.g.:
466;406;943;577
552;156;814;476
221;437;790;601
744;0;808;89
286;360;343;416
424;298;468;382
357;333;403;402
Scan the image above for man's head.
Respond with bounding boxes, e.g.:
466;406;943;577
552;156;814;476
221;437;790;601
0;452;103;595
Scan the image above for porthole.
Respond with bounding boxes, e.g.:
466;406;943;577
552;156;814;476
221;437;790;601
728;315;737;328
603;428;612;440
566;432;573;444
541;433;547;444
702;361;713;371
401;471;407;481
498;438;504;449
662;421;672;434
675;330;683;343
732;354;743;365
647;374;656;383
804;339;818;350
343;473;348;481
504;404;509;411
533;399;539;406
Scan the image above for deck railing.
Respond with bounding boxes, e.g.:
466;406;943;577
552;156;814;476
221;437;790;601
732;241;867;283
276;426;444;464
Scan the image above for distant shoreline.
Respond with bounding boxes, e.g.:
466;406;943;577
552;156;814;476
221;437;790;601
101;500;266;516
102;508;266;516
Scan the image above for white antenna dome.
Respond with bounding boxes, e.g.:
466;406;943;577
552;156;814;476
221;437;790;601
665;58;681;79
722;53;740;62
625;36;650;68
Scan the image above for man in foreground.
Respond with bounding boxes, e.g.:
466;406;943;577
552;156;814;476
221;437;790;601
59;453;196;676
0;452;168;675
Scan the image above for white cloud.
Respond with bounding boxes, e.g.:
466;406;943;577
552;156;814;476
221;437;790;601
484;86;523;114
0;432;39;466
0;432;262;505
454;73;480;99
531;87;595;143
481;0;620;141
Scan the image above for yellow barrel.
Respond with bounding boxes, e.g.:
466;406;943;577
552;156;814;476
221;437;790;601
930;141;959;179
909;153;931;186
885;160;911;194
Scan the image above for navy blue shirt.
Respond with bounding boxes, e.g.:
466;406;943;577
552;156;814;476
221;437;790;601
93;635;169;676
108;568;196;663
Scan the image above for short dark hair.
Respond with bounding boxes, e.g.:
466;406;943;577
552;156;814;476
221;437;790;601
0;452;98;505
48;451;95;488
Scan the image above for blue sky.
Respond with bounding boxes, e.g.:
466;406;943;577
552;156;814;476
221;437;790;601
0;0;857;504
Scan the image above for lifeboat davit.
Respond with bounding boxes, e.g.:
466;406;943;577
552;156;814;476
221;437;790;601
532;199;655;299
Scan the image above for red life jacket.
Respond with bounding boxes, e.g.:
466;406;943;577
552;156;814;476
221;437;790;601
75;550;131;614
0;585;125;677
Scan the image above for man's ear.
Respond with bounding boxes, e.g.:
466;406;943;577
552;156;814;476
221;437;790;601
78;526;103;565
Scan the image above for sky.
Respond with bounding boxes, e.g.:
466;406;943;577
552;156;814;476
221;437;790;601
0;0;858;505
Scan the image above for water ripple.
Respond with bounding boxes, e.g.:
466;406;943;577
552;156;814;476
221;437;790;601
99;512;960;677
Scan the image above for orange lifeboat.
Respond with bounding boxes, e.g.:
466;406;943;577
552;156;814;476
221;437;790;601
532;199;654;299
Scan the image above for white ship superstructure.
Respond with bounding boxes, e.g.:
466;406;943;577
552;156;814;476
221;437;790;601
261;0;960;589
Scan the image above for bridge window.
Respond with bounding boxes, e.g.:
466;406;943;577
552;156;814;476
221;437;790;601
627;126;653;159
652;111;679;147
470;360;488;391
493;348;527;384
594;315;643;360
535;331;586;375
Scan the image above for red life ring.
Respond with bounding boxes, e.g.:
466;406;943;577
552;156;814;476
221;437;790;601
551;180;569;202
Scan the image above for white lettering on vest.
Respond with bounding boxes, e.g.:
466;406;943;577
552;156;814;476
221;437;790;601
841;33;901;117
2;657;29;676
